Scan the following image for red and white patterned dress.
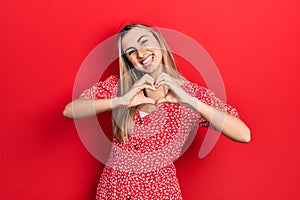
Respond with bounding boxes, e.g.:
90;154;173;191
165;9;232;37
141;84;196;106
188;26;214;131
80;75;239;200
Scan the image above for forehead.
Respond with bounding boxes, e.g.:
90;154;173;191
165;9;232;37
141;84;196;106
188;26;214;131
121;28;152;48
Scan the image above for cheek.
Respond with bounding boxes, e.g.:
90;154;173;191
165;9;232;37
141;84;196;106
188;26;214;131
127;56;139;66
154;50;163;59
149;42;161;51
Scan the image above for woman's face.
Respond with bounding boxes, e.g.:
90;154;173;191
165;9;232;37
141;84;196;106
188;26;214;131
121;27;163;78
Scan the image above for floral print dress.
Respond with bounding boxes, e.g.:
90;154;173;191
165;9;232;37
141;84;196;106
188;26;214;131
80;75;239;200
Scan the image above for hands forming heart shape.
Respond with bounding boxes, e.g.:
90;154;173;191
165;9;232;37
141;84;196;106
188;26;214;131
145;85;179;105
126;83;179;109
125;73;186;109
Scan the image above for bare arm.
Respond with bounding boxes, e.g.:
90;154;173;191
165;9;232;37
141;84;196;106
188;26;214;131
63;74;156;119
155;72;251;143
187;97;251;143
63;97;124;119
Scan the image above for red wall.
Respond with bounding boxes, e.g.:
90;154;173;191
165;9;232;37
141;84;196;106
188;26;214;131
1;0;299;199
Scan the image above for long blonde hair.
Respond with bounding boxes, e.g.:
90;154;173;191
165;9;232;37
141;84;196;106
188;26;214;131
112;23;186;142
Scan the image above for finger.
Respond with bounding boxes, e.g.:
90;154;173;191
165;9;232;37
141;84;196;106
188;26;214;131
155;77;174;88
143;97;155;104
130;83;155;96
155;80;171;88
133;77;153;88
155;73;170;84
166;93;179;103
130;97;154;106
139;74;155;87
156;97;167;105
163;85;169;96
139;83;156;91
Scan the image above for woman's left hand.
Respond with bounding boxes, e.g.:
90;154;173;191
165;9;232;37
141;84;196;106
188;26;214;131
155;72;194;106
155;73;251;142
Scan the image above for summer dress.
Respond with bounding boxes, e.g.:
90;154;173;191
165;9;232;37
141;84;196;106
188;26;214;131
80;75;239;200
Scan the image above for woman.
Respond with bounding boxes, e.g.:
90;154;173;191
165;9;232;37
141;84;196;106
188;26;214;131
63;23;250;199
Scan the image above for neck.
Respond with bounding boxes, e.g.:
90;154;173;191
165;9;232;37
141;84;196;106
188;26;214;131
149;64;163;79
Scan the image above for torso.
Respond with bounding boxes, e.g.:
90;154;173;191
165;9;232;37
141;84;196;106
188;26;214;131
94;75;204;200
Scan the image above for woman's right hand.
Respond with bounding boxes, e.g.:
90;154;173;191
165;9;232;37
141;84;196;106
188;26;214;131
119;74;156;107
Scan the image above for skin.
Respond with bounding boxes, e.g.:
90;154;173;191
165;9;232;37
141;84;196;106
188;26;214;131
122;28;163;79
63;27;251;143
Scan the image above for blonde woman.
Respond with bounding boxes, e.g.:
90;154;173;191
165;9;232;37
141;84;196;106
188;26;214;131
63;23;250;199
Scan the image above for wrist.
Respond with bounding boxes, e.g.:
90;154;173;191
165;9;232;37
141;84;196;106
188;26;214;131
183;96;200;111
111;97;127;109
181;94;196;106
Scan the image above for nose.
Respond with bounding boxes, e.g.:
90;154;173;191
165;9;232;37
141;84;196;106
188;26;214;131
137;48;146;59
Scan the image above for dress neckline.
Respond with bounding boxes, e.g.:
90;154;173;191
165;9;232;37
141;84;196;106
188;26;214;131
136;102;166;117
138;110;149;118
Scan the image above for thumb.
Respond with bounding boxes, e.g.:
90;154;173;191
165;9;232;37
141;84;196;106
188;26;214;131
143;97;155;104
156;97;167;105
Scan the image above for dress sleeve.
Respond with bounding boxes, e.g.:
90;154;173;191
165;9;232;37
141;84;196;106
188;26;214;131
189;82;240;128
79;74;119;99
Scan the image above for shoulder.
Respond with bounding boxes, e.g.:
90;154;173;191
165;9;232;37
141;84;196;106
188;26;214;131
182;80;211;97
98;74;119;96
99;74;119;89
101;74;119;85
79;74;119;99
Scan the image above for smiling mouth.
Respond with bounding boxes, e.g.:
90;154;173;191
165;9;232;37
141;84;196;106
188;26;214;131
142;55;154;67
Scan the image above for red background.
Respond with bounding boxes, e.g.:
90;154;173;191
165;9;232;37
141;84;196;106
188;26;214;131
1;0;299;199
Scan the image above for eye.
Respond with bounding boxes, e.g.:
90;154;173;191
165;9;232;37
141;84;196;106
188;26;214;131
140;39;148;46
128;49;136;55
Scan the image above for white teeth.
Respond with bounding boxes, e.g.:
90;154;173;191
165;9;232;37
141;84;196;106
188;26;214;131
142;55;153;65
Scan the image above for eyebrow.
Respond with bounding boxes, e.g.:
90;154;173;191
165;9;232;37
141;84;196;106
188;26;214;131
124;35;148;53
